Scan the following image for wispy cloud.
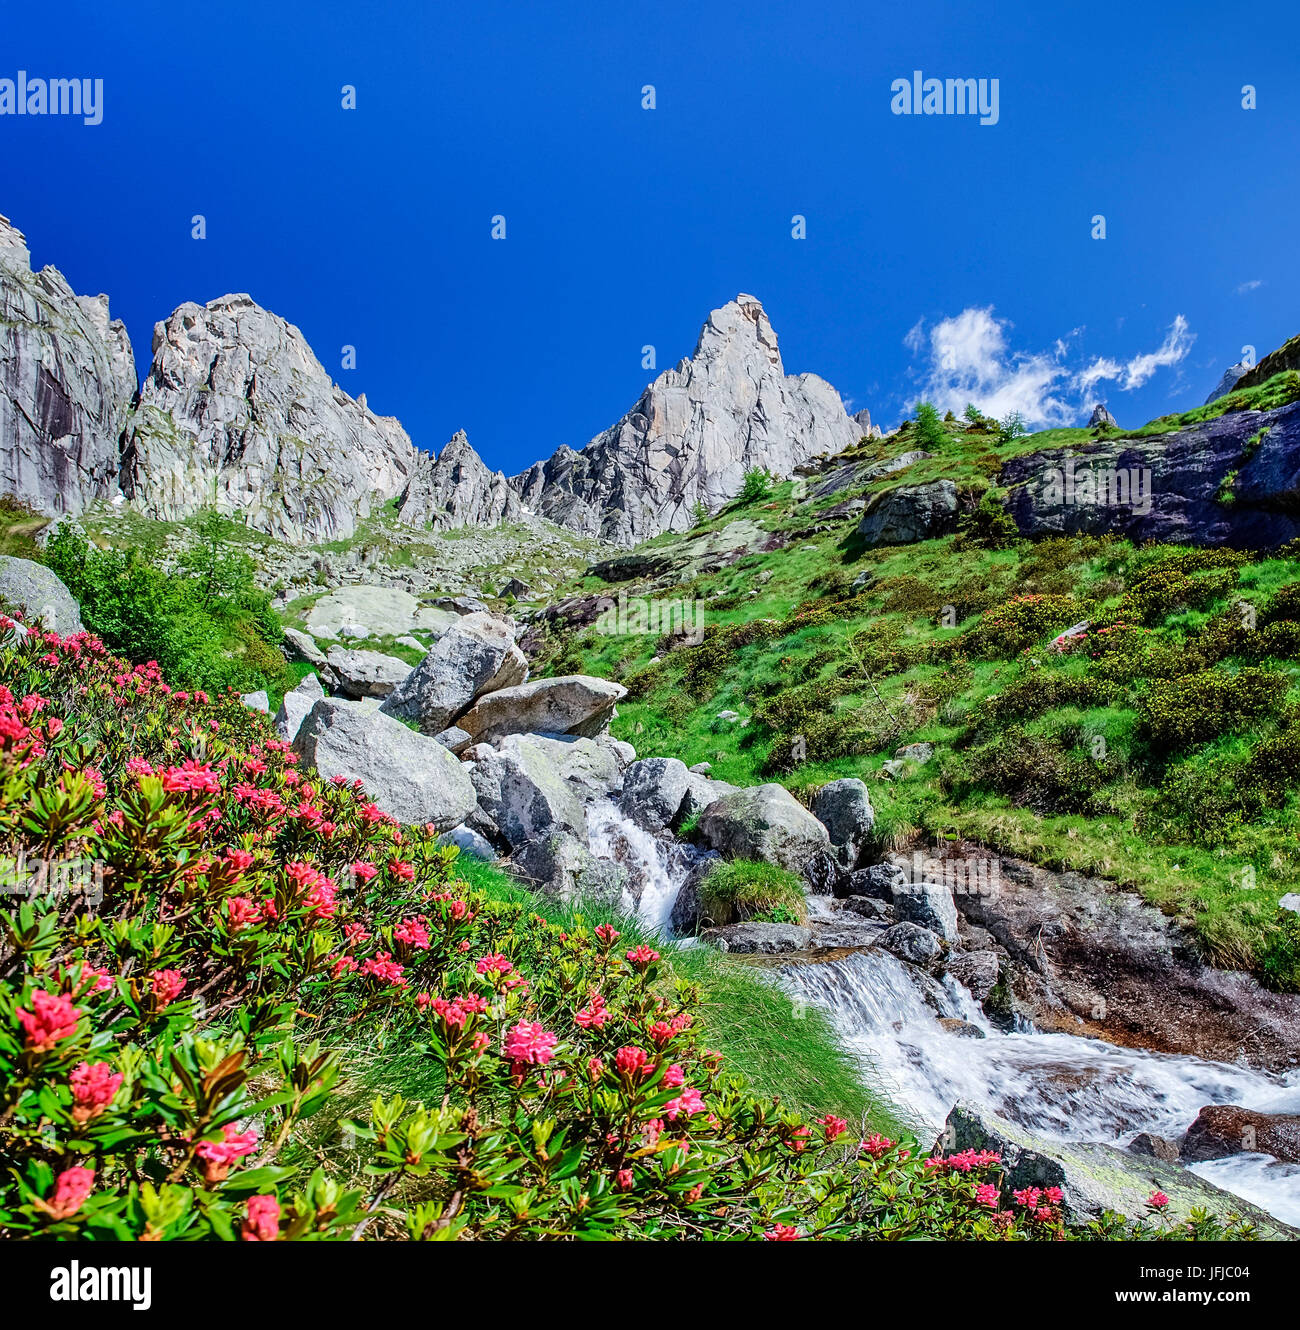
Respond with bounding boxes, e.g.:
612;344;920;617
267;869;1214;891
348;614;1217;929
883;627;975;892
1235;279;1263;294
903;307;1195;426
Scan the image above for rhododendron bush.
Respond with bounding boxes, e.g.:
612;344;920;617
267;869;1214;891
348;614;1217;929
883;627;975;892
0;614;1252;1242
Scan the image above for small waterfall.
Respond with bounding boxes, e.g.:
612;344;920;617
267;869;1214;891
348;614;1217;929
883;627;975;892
587;799;705;934
782;948;1300;1224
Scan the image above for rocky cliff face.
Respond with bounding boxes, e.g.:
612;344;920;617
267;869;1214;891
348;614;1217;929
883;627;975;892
0;214;136;516
509;295;862;545
1000;399;1300;548
396;430;523;530
119;295;416;543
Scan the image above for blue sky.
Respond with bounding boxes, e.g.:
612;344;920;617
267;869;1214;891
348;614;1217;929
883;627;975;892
4;0;1298;472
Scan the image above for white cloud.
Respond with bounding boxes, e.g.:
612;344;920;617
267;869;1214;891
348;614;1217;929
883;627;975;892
903;307;1195;426
1236;279;1263;294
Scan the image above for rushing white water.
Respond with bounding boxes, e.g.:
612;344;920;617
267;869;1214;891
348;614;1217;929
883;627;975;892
587;799;707;933
580;805;1300;1223
782;947;1300;1223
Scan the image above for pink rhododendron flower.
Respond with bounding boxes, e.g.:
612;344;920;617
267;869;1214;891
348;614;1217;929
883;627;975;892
594;924;620;946
69;1061;122;1122
975;1183;1000;1209
503;1020;558;1070
664;1086;705;1121
861;1133;894;1159
16;989;81;1052
614;1045;651;1079
1148;1191;1170;1210
763;1224;799;1240
150;969;186;1007
44;1167;94;1220
615;1169;634;1192
241;1194;280;1241
818;1114;848;1140
625;944;659;968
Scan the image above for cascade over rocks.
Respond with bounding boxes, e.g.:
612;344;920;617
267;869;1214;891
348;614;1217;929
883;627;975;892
292;698;475;830
0;215;135;517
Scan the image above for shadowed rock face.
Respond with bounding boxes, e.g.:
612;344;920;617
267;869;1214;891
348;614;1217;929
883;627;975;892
950;847;1300;1073
119;294;415;543
510;294;861;546
1000;400;1300;549
0;215;136;517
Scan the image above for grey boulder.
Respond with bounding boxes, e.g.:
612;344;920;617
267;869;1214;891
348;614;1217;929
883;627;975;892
457;674;627;744
0;556;83;635
703;921;813;954
697;783;831;874
877;921;946;968
468;740;588;849
811;778;875;869
275;672;326;743
510;830;626;906
855;480;959;547
379;611;527;733
324;646;412;699
292;698;476;830
891;864;960;942
619;757;691;832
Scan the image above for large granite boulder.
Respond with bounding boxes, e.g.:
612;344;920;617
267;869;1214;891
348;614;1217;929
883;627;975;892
877;921;946;968
509;829;626;906
702;921;813;954
619;757;691;832
1000;399;1300;549
696;783;831;874
292;698;476;830
811;778;875;869
0;215;136;518
323;647;411;700
497;732;623;805
855;480;960;547
380;611;526;733
0;556;83;634
509;295;859;545
467;741;588;849
457;675;627;744
119;293;414;543
891;862;960;942
274;671;326;743
1180;1106;1300;1165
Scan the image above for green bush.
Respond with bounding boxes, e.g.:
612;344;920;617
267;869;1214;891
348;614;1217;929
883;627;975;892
943;725;1107;815
1139;668;1289;754
739;468;777;504
43;519;286;694
698;860;808;927
964;594;1082;658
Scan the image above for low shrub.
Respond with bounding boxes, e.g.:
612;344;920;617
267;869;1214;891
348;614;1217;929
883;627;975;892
963;594;1082;658
1139;668;1289;754
697;861;807;927
943;725;1108;816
